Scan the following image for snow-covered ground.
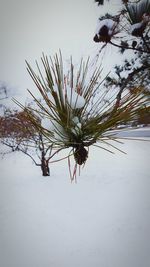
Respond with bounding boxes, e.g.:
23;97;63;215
0;129;150;267
112;126;150;138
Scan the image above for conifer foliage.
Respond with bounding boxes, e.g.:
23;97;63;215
93;0;150;54
93;0;150;124
18;52;148;180
95;0;105;5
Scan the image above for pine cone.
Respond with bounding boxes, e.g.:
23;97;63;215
74;145;88;165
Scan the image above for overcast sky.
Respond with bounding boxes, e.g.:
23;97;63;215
0;0;122;101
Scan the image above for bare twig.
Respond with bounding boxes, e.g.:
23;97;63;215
109;40;150;54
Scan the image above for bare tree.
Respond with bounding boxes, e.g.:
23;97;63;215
0;82;9;114
0;83;8;101
0;109;54;176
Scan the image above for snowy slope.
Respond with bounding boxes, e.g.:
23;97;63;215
0;129;150;267
111;127;150;138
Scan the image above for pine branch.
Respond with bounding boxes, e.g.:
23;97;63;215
109;40;150;54
141;34;150;52
114;64;149;109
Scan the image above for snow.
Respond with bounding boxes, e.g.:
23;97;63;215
66;86;85;109
71;116;82;134
41;118;68;141
47;84;85;110
130;22;143;34
71;122;82;135
142;13;150;23
53;84;59;93
109;127;150;138
76;122;82;129
95;19;117;36
41;85;85;140
72;116;80;124
0;128;150;267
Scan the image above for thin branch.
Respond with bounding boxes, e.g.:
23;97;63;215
18;148;41;166
47;147;64;162
141;35;150;52
114;64;149;109
0;96;8;100
0;140;41;166
109;40;150;54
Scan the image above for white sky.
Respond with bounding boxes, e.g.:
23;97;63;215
0;0;122;101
